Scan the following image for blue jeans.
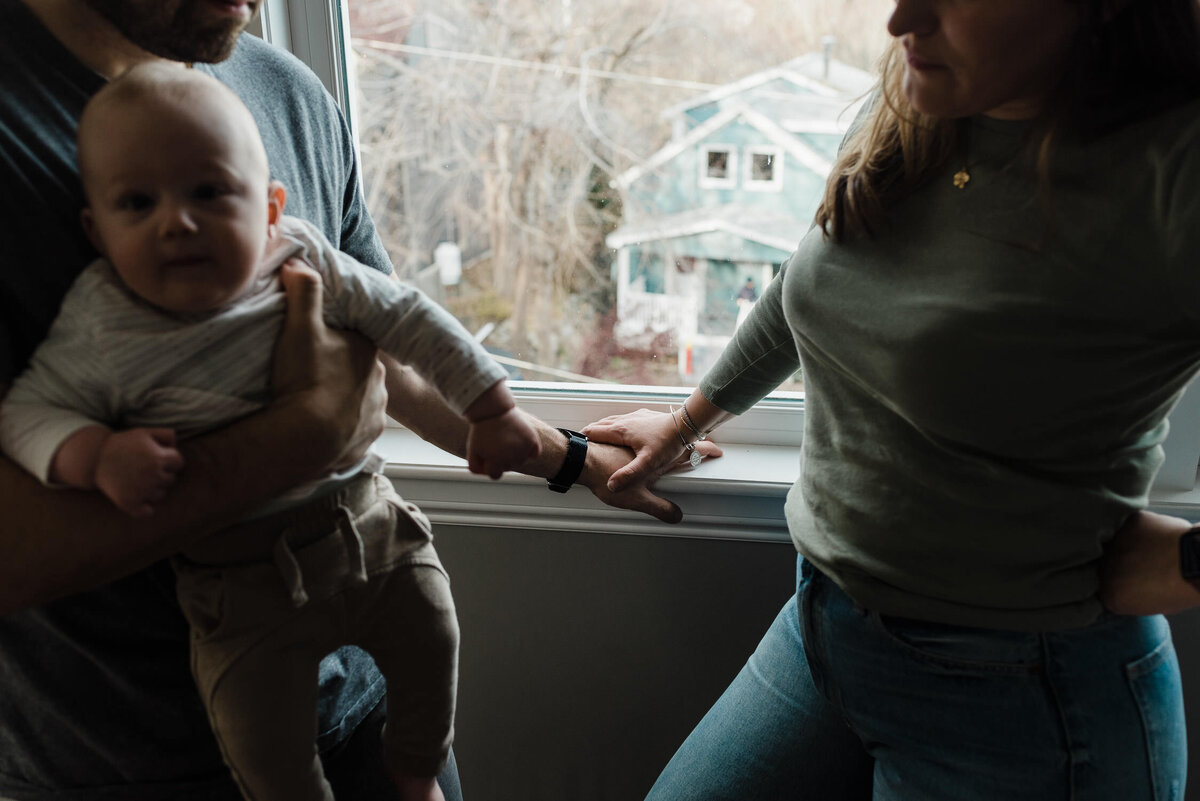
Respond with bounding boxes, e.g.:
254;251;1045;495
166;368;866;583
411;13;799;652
646;556;1186;801
324;699;463;801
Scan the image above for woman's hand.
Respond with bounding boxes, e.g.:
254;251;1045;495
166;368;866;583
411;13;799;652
582;408;722;493
270;259;388;475
1100;510;1200;616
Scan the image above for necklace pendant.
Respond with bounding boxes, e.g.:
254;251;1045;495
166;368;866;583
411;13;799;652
952;168;971;189
688;449;702;468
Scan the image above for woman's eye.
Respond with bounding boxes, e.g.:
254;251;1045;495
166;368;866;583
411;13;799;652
117;193;153;212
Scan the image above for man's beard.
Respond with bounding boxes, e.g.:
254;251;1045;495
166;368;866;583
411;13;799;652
81;0;254;63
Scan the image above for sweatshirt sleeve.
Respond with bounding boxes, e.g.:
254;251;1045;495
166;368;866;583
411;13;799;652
698;244;803;415
283;218;507;415
0;267;117;484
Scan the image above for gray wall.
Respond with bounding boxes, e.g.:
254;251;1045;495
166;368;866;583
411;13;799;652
437;525;1200;801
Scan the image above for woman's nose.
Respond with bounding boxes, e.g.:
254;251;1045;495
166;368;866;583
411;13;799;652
888;0;938;39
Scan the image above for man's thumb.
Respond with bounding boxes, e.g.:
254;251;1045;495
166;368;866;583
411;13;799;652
279;259;323;329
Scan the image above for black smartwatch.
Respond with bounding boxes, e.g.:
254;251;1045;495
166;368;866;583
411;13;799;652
547;428;588;493
1181;525;1200;584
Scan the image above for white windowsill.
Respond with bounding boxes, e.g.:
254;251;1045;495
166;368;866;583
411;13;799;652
378;426;797;544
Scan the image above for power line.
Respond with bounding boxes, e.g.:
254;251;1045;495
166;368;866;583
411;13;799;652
354;39;722;92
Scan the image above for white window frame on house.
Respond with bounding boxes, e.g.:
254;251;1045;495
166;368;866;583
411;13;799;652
698;144;738;190
256;0;1200;531
743;146;784;193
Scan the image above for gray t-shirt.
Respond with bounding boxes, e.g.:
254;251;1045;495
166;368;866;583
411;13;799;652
702;103;1200;631
0;1;392;796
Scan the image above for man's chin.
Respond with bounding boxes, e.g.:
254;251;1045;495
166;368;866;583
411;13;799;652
82;0;256;65
159;26;245;64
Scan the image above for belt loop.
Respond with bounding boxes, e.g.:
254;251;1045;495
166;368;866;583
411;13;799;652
337;505;369;584
273;534;310;607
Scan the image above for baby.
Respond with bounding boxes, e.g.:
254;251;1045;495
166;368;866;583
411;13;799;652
0;62;539;801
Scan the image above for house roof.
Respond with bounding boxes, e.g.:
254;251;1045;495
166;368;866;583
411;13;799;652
659;52;875;121
613;50;873;190
605;203;805;255
612;101;836;189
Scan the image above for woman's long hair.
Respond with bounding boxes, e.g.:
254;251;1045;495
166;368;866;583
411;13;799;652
814;0;1200;242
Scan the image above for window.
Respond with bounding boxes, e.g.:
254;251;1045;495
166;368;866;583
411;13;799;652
316;0;889;392
744;147;783;192
699;146;737;189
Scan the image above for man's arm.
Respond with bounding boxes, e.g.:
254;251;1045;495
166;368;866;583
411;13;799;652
1100;510;1200;615
381;357;720;523
0;262;386;616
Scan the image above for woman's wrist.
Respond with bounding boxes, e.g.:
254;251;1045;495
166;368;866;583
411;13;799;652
680;391;735;439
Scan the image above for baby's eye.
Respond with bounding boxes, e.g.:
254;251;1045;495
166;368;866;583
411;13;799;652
116;192;153;212
192;183;229;201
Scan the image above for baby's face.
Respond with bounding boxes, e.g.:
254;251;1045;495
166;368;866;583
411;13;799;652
81;91;273;314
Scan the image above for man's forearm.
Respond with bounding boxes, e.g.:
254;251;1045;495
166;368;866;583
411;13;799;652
383;358;570;477
0;401;335;616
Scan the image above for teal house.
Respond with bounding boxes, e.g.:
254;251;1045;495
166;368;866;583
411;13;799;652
606;50;874;380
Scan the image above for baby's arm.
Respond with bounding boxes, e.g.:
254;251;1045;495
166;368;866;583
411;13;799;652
51;425;184;518
307;223;539;476
462;379;540;479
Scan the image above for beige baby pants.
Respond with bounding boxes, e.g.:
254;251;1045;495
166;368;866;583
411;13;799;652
173;473;458;801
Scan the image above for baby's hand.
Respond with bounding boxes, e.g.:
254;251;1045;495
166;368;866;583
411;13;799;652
465;407;540;479
95;428;185;517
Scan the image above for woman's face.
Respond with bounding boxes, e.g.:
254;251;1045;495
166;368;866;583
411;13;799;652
887;0;1087;120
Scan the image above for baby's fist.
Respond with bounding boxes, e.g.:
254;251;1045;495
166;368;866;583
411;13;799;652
95;428;185;517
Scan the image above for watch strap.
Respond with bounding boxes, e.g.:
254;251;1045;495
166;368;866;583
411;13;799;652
547;428;587;493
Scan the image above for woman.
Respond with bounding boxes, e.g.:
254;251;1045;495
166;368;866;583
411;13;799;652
584;0;1200;798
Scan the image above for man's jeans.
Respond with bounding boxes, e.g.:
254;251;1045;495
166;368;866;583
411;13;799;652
647;555;1186;801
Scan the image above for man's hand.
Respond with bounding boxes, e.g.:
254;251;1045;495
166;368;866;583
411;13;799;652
94;428;184;517
466;407;541;479
1100;510;1200;616
271;259;387;474
582;408;721;493
576;438;722;524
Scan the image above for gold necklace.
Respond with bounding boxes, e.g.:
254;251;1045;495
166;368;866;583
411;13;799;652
952;121;971;189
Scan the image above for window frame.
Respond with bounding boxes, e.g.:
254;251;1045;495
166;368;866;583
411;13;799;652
262;0;1200;516
742;146;784;193
698;144;739;190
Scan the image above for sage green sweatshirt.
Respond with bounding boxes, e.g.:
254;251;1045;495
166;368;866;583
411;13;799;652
700;101;1200;630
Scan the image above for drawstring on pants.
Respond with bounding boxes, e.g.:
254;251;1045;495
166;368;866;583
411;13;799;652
272;504;370;608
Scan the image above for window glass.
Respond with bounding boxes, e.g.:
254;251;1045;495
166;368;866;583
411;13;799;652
346;0;892;390
707;150;731;180
750;152;776;183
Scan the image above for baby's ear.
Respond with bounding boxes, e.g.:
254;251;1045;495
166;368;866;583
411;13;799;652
80;207;104;255
266;180;287;230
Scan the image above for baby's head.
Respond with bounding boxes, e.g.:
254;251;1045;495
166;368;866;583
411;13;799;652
77;62;286;314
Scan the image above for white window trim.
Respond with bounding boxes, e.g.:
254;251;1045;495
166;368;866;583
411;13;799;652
743;146;784;193
265;0;1200;532
258;0;355;129
698;144;738;190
